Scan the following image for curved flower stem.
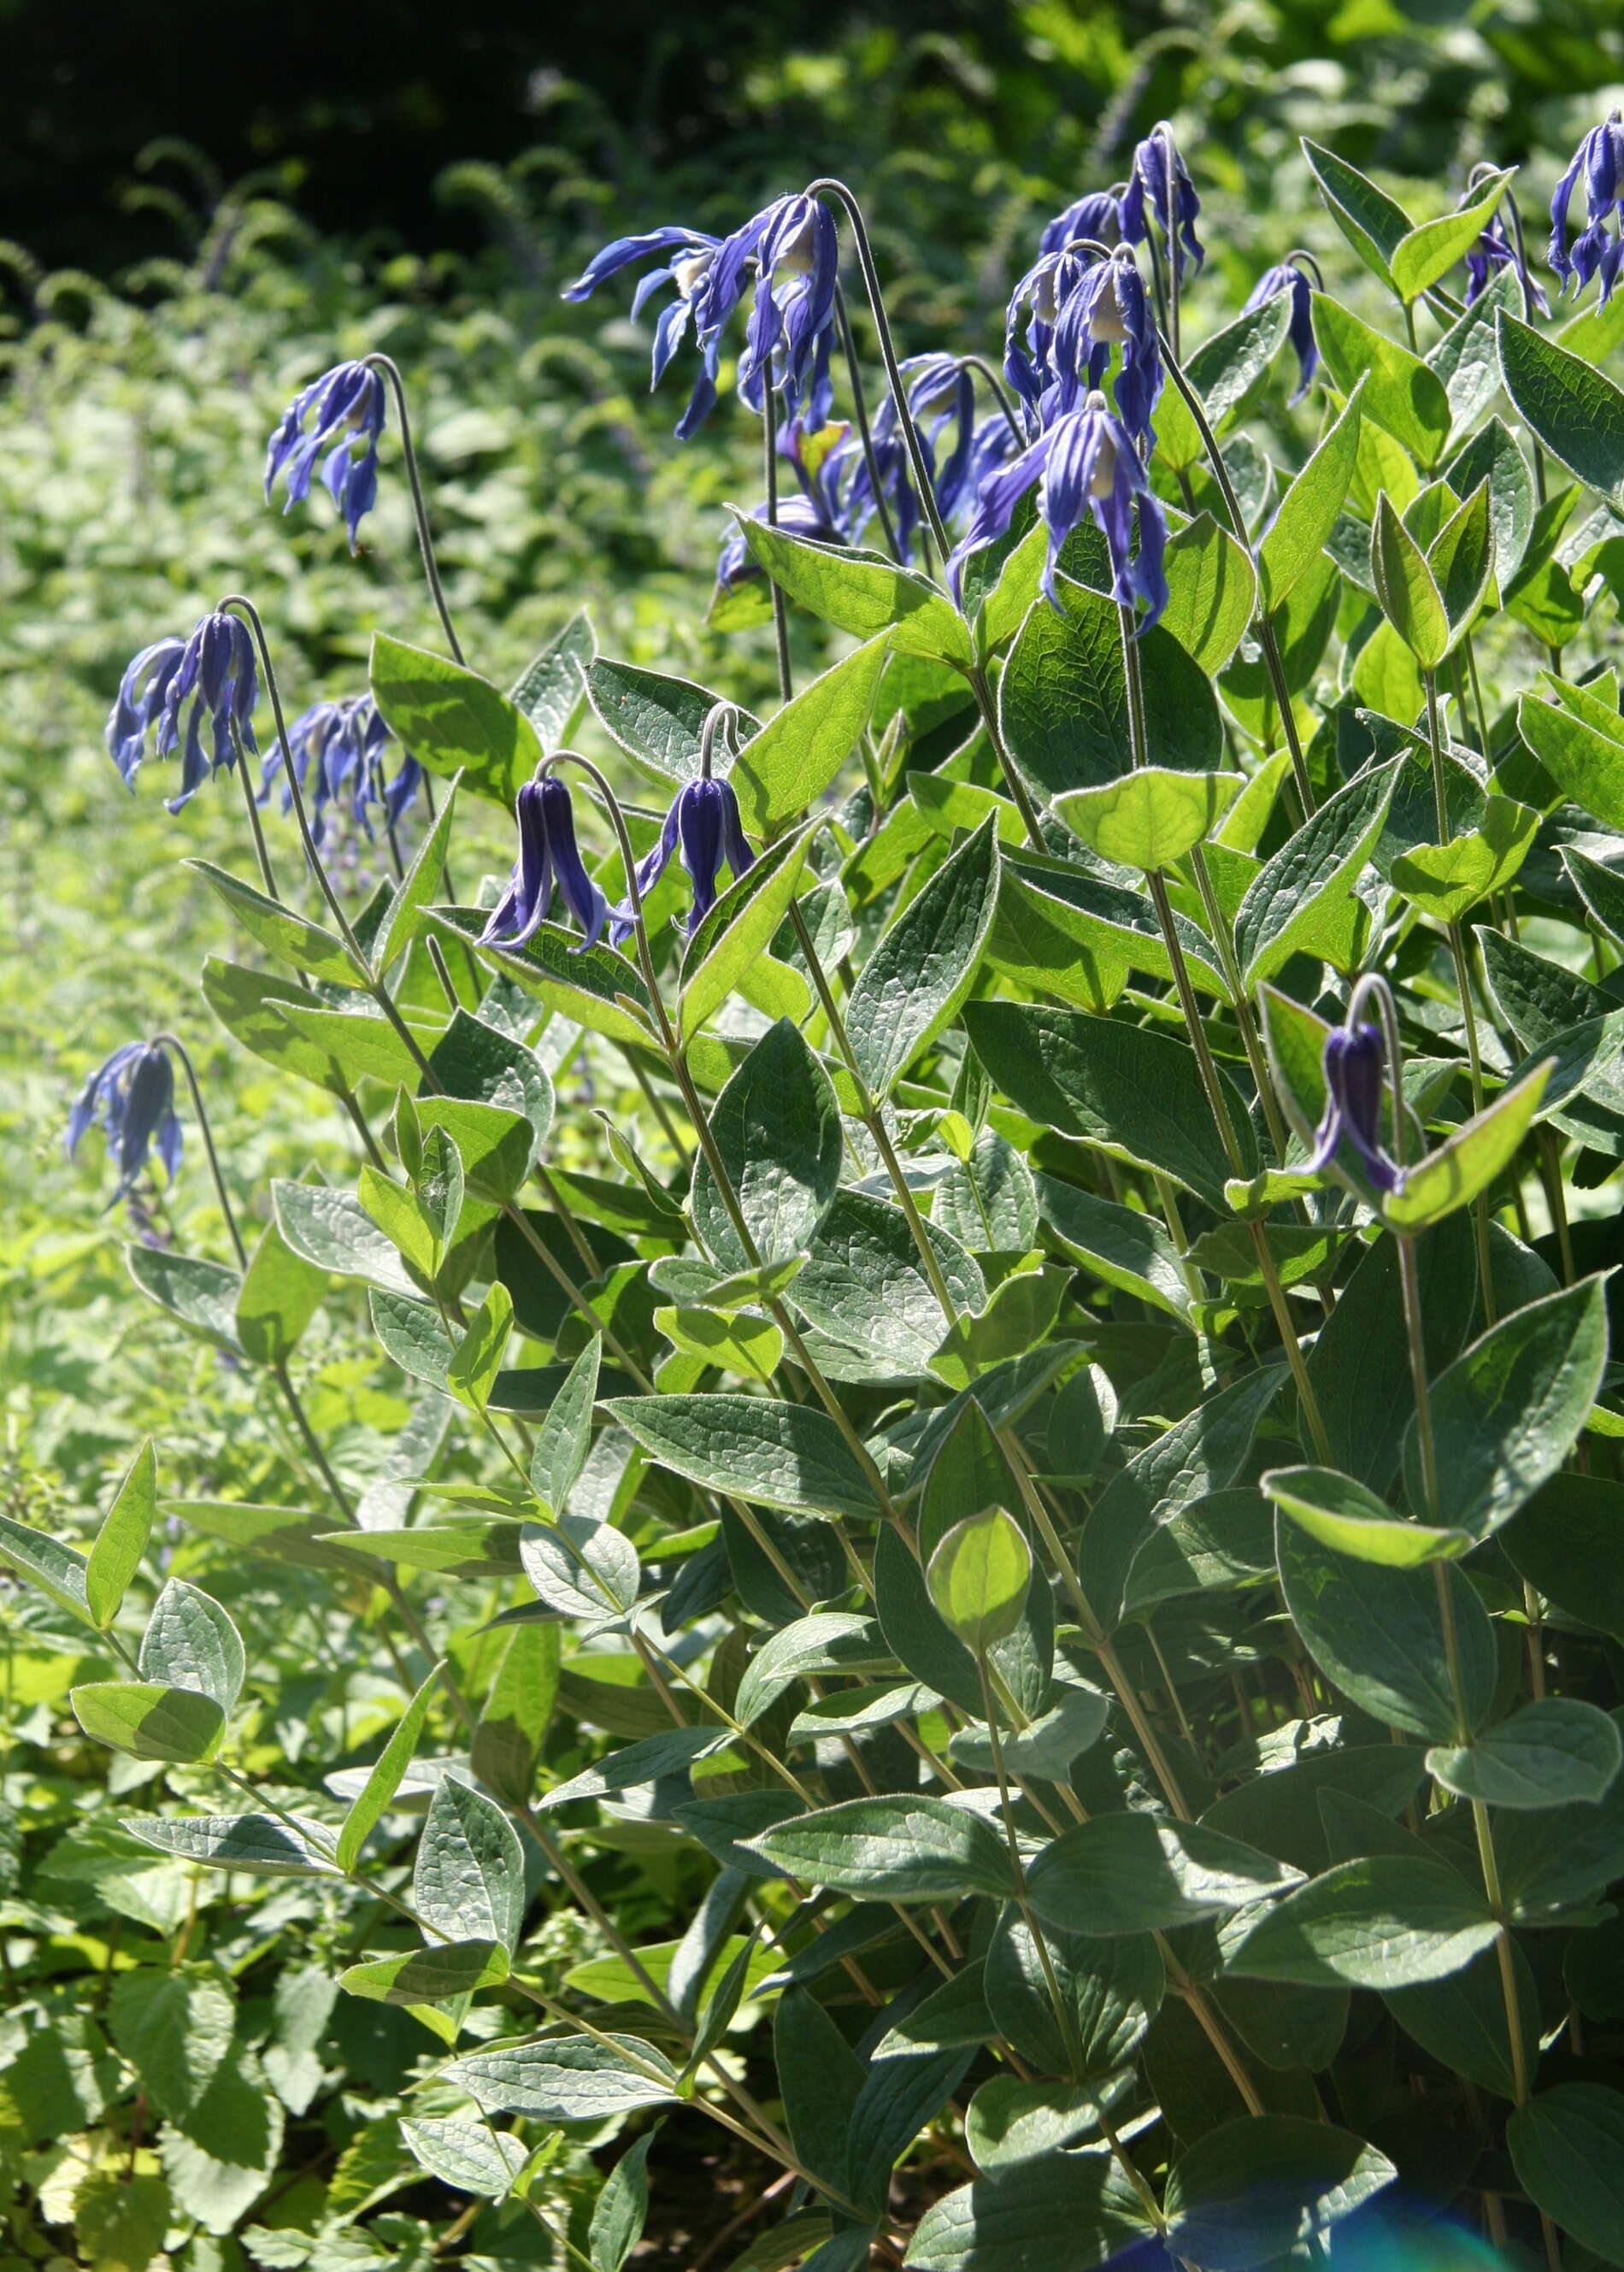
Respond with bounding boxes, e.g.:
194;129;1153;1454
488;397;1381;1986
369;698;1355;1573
833;280;902;564
153;1032;247;1269
760;380;794;703
805;178;954;565
967;663;1048;849
1154;347;1315;816
1162;136;1182;364
957;354;1026;447
362;353;465;667
228;721;280;899
1185;847;1292;1164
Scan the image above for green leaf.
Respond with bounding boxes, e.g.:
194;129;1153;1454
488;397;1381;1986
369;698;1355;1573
585;656;759;784
1508;2084;1624;2266
691;1016;842;1272
446;1281;513;1414
1234;759;1399;989
927;1264;1066;1389
1311;295;1451;467
1497;309;1624;501
1382;1057;1551;1230
1053;768;1243;871
1036;1178;1189;1321
589;2128;658;2272
71;1680;225;1763
1277;1518;1497;1740
139;1579;244;1710
472;1621;561;1808
927;1509;1032;1651
951;1684;1108;1780
527;1337;599;1516
1000;574;1223;797
1160;512;1257;674
1504;1474;1624;1639
791;1188;986;1376
1026;1814;1302;1936
337;1661;444;1872
520;1514;639;1621
845;815;1000;1098
234;1211;330;1365
340;1939;510;2006
414;1773;526;1951
413;1095;530;1204
1403;1276;1609;1542
730;636;889;834
605;1393;879;1521
429;1009;552;1148
774;1989;864;2198
678;821;813;1042
370;632;541;804
273;1178;416;1294
1302;138;1412;287
0;1510;93;1622
1388;797;1539;923
1428;477;1495;636
446;2033;681;2121
375;777;461;972
1164;2116;1396;2269
656;1304;783;1381
185;858;356;985
1430;268;1524;434
964;1002;1255;1212
1516;678;1624;830
1428;1698;1622;1811
403;2114;527;2198
743;1795;1013;1901
1159;293;1292;470
908;2150;1158;2272
1227;1855;1497;1987
509;609;593;747
429;905;653;1048
1391;169;1512;303
733;514;972;663
127;1245;244;1356
1257;382;1366;616
1371;494;1449;666
122;1810;341;1877
1386;1934;1540;2100
109;1963;237;2119
85;1440;156;1628
1262;1465;1473;1567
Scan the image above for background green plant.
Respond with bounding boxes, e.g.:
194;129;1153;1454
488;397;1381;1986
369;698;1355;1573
4;3;1624;2269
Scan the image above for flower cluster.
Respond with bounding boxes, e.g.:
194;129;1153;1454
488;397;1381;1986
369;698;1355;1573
1242;262;1319;401
260;694;422;847
106;610;259;813
67;1042;182;1199
1549;113;1624;303
264;359;388;549
480;774;610;953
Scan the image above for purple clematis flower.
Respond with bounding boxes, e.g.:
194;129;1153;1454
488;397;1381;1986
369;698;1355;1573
1120;122;1204;280
610;776;755;945
108;612;259;813
948;389;1168;629
1464;210;1548;315
480;775;609;953
67;1041;183;1199
1242;262;1319;403
265;360;387;550
1039;189;1124;260
259;693;421;845
1549;112;1624;301
1004;242;1091;421
1050;247;1164;439
1309;1021;1402;1194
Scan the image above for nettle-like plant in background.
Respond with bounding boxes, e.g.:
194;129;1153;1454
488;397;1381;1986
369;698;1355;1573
14;109;1624;2272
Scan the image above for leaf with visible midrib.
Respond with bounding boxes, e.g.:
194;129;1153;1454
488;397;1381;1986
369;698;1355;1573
845;816;1000;1099
1497;309;1624;502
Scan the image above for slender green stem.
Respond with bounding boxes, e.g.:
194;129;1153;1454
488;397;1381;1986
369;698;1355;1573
230;720;280;898
362;353;465;667
833;280;902;564
760;379;794;704
1423;671;1496;1322
152;1033;246;1268
1397;1236;1439;1521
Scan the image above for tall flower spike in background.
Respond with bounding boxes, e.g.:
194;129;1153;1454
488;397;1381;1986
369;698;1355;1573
950;387;1167;627
67;1041;182;1201
264;359;387;549
1241;259;1319;401
108;611;259;812
610;772;755;945
1120;121;1204;278
1548;113;1624;300
480;774;609;953
260;693;421;846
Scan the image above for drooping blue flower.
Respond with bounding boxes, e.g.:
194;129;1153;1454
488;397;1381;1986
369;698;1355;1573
259;694;422;845
948;389;1168;629
1308;1021;1402;1194
67;1041;182;1199
1119;122;1204;280
887;355;979;523
1242;262;1319;403
962;410;1024;507
566;194;838;438
1549;112;1624;299
1464;211;1548;315
1050;247;1164;439
1039;189;1124;260
265;360;387;550
1004;243;1090;421
109;612;260;813
480;775;609;953
610;777;755;945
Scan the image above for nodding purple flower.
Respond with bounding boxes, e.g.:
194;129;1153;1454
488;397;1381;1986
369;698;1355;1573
1120;123;1204;280
258;694;421;846
1242;262;1319;403
948;390;1168;630
1005;244;1091;421
886;354;979;524
1309;1021;1402;1195
1463;211;1549;315
108;612;259;813
717;417;852;592
566;194;837;438
1050;247;1164;439
480;776;609;953
67;1041;182;1200
610;776;755;945
264;360;387;550
1549;112;1624;300
1039;189;1124;261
